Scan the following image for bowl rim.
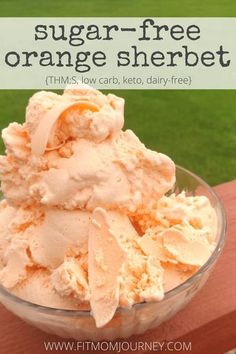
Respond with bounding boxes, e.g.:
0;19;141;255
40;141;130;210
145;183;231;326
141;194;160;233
0;165;227;318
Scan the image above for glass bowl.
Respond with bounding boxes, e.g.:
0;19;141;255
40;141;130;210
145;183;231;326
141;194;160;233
0;165;226;341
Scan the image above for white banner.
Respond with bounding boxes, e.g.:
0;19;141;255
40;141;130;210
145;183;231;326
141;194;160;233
0;18;236;89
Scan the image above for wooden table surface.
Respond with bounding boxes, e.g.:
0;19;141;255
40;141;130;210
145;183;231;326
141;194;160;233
0;180;235;354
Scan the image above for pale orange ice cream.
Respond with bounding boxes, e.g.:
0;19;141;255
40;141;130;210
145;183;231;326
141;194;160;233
0;85;217;328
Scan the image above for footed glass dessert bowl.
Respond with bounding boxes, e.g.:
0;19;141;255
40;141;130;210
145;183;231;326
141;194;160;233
0;166;226;341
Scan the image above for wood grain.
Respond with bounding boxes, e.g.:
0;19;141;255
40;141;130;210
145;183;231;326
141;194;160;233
0;180;235;354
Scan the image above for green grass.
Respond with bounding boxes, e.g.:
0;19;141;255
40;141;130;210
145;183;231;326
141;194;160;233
1;0;236;17
0;0;236;186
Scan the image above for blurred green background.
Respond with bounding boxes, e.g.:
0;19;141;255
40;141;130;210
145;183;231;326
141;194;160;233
0;0;236;186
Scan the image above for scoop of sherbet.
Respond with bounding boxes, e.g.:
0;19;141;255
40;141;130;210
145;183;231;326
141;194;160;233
26;87;124;152
138;223;214;268
0;87;175;213
0;206;91;287
13;269;89;310
0;86;217;329
0;200;17;266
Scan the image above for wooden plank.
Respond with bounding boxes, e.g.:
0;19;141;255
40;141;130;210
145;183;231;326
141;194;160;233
0;180;235;354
